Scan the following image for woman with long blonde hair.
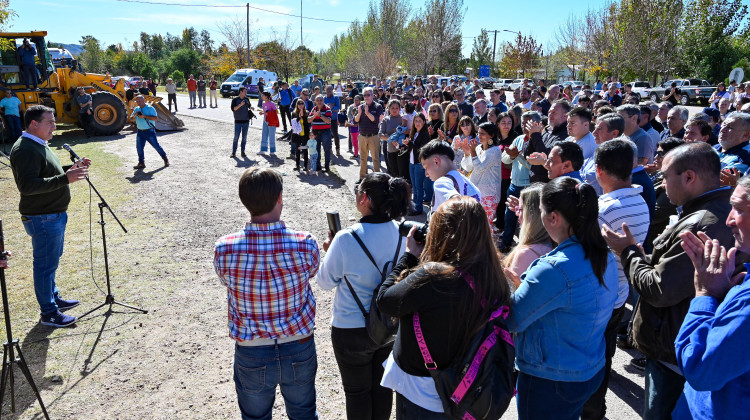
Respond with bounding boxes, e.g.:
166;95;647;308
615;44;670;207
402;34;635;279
378;196;512;418
501;183;554;288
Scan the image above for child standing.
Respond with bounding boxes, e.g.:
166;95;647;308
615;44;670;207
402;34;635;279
306;136;318;175
259;91;279;154
346;98;361;159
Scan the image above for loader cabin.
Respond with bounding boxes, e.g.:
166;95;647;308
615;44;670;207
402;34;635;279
0;32;54;91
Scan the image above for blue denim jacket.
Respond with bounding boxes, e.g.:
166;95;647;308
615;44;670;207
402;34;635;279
508;236;618;382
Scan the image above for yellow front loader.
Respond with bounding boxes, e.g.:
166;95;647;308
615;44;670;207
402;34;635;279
0;31;183;137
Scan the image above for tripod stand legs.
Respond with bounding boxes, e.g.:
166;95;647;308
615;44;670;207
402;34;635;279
0;339;50;419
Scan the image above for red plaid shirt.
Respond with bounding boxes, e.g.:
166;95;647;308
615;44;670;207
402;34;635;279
214;221;319;341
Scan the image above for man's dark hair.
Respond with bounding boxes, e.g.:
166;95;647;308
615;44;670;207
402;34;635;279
555;141;584;171
567;106;592;123
598;113;625;136
702;107;720;123
687;119;712;137
539;86;547;95
658;137;685;154
238;168;283;216
670;82;678;88
639;105;652;119
665;142;721;184
595;139;634;181
24;105;55;127
553;99;572;114
238;86;246;93
578;96;592;105
419;140;455;161
617;104;641;120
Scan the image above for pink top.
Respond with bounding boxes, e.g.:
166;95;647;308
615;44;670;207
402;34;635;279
263;101;277;113
504;243;554;288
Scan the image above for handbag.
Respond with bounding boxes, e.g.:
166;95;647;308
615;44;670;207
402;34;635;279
342;230;402;345
413;271;516;420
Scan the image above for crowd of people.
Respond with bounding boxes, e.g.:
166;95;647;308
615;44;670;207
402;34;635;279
212;71;750;420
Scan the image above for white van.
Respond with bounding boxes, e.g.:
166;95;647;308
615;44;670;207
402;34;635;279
220;68;278;98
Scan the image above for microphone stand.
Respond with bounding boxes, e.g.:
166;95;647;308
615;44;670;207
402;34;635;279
69;153;148;319
0;219;50;419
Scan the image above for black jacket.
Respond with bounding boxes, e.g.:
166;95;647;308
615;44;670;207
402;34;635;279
524;122;568;183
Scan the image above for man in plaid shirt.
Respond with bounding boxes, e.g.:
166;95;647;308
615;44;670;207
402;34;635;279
214;168;320;420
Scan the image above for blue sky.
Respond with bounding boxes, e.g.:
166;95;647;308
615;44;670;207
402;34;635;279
12;0;612;56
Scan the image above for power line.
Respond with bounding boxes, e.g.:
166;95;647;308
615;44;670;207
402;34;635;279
112;0;353;23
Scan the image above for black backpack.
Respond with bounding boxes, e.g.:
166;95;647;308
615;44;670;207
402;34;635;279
413;272;516;420
342;230;402;345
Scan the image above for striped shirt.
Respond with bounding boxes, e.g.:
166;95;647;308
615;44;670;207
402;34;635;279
214;221;320;342
598;186;650;308
310;105;332;131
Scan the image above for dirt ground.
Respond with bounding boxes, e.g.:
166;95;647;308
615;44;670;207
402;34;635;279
0;113;646;419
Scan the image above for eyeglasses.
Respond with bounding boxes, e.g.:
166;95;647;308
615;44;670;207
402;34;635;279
364;93;372;97
449;109;459;113
429;110;438;114
460;122;472;126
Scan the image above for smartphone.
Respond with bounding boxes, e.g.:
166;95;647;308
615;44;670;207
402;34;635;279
326;212;341;235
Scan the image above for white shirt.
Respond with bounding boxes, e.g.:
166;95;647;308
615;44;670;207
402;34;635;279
21;131;47;146
598;186;650;308
431;169;482;213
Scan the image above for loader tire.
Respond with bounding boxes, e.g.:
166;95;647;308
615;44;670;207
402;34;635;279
90;91;127;136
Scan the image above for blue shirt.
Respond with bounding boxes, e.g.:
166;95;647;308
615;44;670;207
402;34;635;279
18;45;36;66
502;134;531;187
290;84;302;97
278;88;295;106
581;155;603;195
0;96;22;116
715;141;750;174
509;236;618;381
672;265;750;420
566;132;597;161
323;95;340;113
131;105;157;130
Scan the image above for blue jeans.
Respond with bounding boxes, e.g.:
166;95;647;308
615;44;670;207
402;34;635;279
136;128;167;163
501;183;525;246
234;338;318;420
517;368;605;420
261;122;276;153
314;129;332;170
189;91;196;107
395;393;451;420
21;64;38;89
21;212;67;315
409;163;427;213
423;176;434;203
644;359;685;420
233;122;249;154
6;114;22;141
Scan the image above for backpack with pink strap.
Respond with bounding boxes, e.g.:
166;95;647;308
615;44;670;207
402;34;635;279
413;270;516;420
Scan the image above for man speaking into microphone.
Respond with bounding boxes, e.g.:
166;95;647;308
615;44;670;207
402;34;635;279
9;105;90;328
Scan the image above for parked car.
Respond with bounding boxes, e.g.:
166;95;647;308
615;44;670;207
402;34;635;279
494;78;515;90
562;80;585;94
651;79;715;105
128;76;143;88
479;77;496;89
220;68;278;98
627;81;652;102
508;79;525;91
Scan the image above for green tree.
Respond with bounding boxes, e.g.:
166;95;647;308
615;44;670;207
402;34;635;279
469;29;492;76
170;69;185;86
182;27;199;50
79;35;105;73
677;0;748;81
170;47;202;77
199;30;213;55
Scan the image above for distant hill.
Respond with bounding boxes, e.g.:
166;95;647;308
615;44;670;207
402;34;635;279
49;43;84;57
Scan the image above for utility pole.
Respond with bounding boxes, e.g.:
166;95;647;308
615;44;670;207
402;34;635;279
300;0;304;77
490;30;498;78
246;3;250;67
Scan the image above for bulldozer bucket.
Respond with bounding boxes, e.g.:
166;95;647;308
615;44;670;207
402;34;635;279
146;97;184;131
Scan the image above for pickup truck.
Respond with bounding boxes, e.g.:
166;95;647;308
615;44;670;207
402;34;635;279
650;79;715;106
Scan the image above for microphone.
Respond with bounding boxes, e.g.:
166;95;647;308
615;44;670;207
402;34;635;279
63;143;82;162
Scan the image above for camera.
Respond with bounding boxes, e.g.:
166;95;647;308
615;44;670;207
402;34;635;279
399;220;428;244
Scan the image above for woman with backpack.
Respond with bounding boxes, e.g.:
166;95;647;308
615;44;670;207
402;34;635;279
378;196;513;419
508;177;618;420
317;172;411;420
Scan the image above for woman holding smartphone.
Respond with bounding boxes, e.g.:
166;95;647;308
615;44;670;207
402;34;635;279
317;172;411;420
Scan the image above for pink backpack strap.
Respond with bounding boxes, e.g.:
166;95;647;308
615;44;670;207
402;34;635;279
413;312;437;370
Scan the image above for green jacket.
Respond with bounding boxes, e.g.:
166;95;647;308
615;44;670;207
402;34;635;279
10;136;71;215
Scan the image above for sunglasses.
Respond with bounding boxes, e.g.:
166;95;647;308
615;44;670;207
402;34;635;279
449;109;459;113
429;110;438;113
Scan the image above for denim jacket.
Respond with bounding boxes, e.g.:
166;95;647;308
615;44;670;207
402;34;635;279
508;236;618;382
